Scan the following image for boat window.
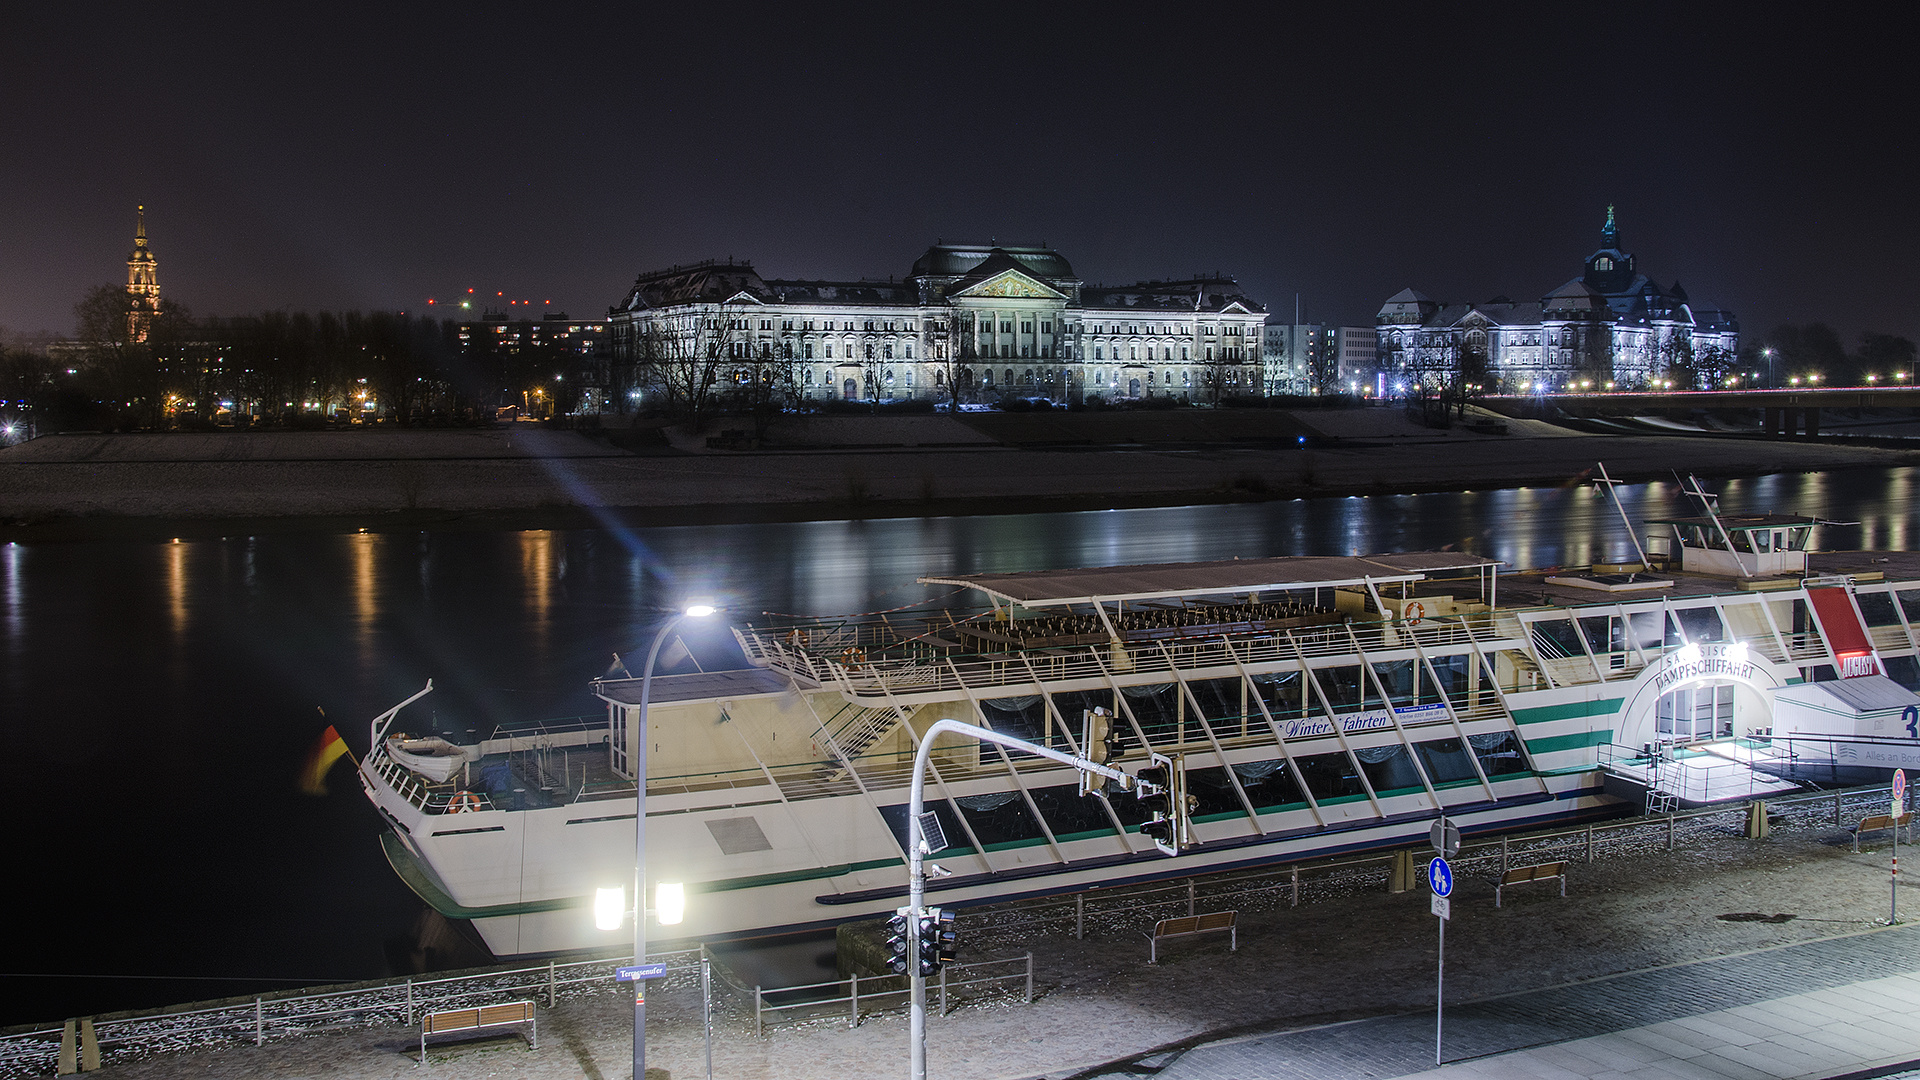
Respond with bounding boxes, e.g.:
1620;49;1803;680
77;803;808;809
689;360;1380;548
1674;606;1727;643
1855;590;1900;628
1730;530;1757;554
1371;659;1418;709
1186;765;1254;816
1251;670;1309;721
1467;732;1529;775
1423;653;1480;706
950;790;1049;849
1627;611;1666;652
1114;683;1178;739
1223;758;1305;811
1881;654;1920;693
1899;588;1920;627
1355;744;1424;795
1030;782;1131;840
1294;752;1368;801
1784;528;1810;551
1187;677;1250;729
1578;616;1624;657
978;696;1048;745
1528;618;1584;660
1315;664;1368;711
1413;739;1479;785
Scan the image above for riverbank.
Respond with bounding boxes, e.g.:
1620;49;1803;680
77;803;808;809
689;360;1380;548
2;409;1915;541
31;795;1920;1080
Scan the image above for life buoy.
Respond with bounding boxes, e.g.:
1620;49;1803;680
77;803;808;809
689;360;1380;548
447;791;484;814
1404;602;1426;624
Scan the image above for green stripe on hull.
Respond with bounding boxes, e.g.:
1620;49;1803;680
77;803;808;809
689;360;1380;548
1524;729;1614;755
1511;698;1624;725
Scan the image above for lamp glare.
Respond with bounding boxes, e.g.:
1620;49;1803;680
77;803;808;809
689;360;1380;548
655;882;686;926
684;604;717;618
594;886;625;931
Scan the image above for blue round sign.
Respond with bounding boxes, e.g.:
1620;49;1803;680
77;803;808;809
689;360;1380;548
1429;856;1454;898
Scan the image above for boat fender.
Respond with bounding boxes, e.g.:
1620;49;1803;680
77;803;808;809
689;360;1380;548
447;791;484;814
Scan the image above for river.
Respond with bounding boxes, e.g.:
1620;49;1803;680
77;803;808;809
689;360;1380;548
2;466;1913;1023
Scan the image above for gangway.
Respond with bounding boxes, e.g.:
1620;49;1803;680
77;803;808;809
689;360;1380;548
1598;739;1802;808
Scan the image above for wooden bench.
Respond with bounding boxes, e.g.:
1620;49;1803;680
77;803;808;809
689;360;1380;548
420;1001;537;1064
1147;910;1237;964
1852;812;1914;852
1495;861;1567;907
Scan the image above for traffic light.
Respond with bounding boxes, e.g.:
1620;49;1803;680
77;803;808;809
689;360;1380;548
1135;752;1190;856
916;907;957;976
885;907;912;975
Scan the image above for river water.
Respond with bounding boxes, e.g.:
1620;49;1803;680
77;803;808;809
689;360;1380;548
3;467;1914;1023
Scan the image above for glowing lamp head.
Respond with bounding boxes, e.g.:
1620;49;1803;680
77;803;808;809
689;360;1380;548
594;886;625;931
655;882;685;926
683;602;717;619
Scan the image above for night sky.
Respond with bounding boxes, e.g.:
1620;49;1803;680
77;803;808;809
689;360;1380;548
4;7;1915;345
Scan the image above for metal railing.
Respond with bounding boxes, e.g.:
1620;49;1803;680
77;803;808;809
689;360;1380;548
746;954;1035;1036
945;780;1916;948
0;949;700;1079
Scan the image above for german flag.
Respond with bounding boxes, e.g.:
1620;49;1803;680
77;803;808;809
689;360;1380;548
301;725;351;796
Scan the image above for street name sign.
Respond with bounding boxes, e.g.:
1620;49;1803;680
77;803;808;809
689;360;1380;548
616;962;668;982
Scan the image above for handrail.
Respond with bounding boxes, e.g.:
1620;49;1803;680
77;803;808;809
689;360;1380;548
0;949;702;1076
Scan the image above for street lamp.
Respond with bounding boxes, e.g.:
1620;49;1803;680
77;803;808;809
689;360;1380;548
630;602;716;1080
1762;347;1775;388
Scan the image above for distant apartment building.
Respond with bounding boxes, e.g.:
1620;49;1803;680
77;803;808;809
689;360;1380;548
1261;322;1332;395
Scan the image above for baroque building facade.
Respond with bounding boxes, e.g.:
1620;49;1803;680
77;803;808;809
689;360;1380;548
1375;209;1738;392
603;242;1266;406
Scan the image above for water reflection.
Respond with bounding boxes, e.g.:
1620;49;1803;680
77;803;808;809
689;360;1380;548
166;538;188;642
350;532;379;665
2;543;20;672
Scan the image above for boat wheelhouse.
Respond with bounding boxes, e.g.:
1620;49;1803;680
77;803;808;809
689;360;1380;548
358;521;1920;959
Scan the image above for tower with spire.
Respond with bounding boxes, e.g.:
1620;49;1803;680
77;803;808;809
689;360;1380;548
127;204;160;342
1581;204;1635;294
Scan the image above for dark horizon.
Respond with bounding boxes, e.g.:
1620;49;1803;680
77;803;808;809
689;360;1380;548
3;6;1916;348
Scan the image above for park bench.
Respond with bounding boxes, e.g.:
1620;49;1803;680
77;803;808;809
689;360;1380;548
1494;861;1567;907
420;1000;537;1064
1851;812;1913;852
1147;910;1237;964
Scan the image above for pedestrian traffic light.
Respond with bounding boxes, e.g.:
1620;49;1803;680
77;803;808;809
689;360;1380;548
1135;752;1189;856
885;907;912;975
916;907;956;977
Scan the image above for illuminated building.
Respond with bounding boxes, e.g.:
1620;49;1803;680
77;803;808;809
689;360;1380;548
603;242;1267;405
127;204;160;342
1374;208;1739;391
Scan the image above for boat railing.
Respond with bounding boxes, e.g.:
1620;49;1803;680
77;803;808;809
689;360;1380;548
759;615;1529;701
365;751;496;815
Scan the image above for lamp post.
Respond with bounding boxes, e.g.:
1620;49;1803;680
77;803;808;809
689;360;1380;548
1762;347;1775;389
903;719;1158;1080
631;603;715;1080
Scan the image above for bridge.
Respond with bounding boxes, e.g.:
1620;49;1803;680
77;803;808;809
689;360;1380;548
1491;385;1920;437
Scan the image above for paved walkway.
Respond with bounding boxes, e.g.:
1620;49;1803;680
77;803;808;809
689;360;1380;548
1105;925;1920;1080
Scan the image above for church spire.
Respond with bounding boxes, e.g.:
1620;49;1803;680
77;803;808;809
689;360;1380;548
1601;204;1619;250
127;203;160;342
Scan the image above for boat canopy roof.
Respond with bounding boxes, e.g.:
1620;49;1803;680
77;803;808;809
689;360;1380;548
594;667;797;707
1643;513;1820;530
919;553;1499;609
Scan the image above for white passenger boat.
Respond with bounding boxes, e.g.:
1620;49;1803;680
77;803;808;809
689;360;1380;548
356;493;1920;958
